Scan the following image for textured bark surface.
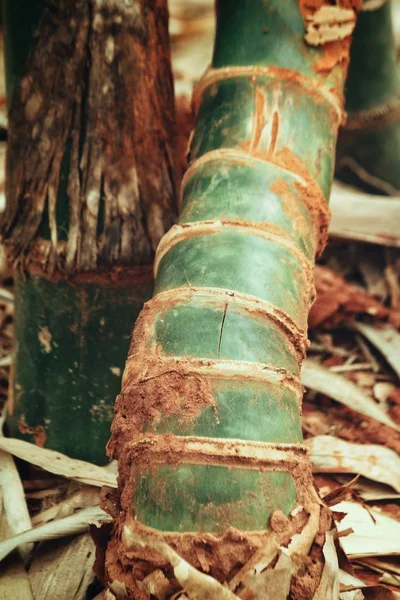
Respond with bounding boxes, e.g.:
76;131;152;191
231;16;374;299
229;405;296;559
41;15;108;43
1;0;176;274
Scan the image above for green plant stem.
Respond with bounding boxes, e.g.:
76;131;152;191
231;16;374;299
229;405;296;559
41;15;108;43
107;0;356;594
337;1;400;193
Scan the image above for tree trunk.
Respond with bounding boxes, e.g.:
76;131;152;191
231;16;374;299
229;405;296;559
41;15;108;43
336;0;400;194
1;0;176;464
105;0;359;597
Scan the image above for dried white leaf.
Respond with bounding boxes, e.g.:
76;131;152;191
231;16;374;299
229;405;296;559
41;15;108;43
29;533;96;600
0;505;110;562
307;436;400;492
229;536;279;592
314;531;339;600
339;568;400;599
335;475;400;502
302;360;400;431
352;322;400;381
0;405;33;562
330;182;400;247
32;485;100;526
0;510;34;599
240;549;293;600
122;524;240;600
0;437;117;488
333;501;400;558
0;555;34;600
138;569;174;599
339;568;366;589
0;451;32;561
340;590;365;600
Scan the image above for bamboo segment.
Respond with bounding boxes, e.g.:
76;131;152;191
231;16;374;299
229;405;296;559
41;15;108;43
1;0;176;463
106;1;359;597
337;0;400;193
12;272;153;464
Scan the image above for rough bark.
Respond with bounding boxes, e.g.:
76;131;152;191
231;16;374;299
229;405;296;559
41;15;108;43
1;0;176;275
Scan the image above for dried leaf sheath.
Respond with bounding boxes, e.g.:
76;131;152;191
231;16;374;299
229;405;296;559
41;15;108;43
1;0;176;463
106;1;359;597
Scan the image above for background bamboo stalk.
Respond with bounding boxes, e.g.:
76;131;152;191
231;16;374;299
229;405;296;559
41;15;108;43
337;0;400;193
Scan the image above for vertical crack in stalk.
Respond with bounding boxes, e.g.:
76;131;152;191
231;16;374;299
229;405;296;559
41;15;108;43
217;300;228;359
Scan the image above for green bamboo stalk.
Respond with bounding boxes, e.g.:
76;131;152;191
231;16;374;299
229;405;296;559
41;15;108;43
1;0;176;464
337;0;400;194
106;0;358;596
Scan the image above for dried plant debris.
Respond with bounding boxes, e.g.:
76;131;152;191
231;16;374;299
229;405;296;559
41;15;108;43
0;505;110;562
0;437;117;488
0;2;398;598
29;533;96;600
302;360;400;431
330;183;400;248
310;265;389;329
307;435;400;492
0;412;32;561
351;322;400;380
333;501;400;558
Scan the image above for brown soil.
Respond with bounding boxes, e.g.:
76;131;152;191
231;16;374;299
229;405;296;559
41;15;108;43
104;499;325;598
18;415;47;447
309;264;388;329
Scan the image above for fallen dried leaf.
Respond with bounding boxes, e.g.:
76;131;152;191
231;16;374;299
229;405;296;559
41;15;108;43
352;322;400;381
123;523;240;600
0;437;117;488
0;409;32;560
329;183;400;248
333;502;400;558
302;361;400;431
0;554;34;600
29;533;96;600
335;475;400;502
314;531;340;600
31;484;100;526
138;569;174;600
306;436;400;492
0;506;110;562
0;510;34;600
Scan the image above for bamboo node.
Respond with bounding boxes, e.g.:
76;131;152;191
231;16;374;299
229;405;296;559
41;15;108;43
179;148;331;257
148;286;309;360
193;65;343;124
154;220;314;287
